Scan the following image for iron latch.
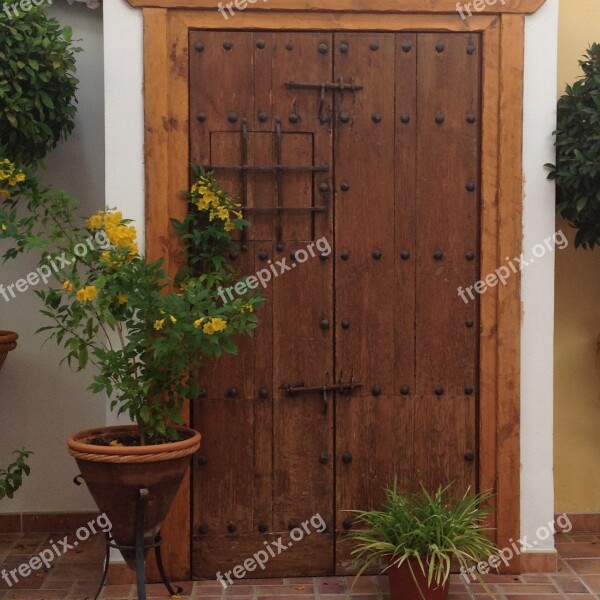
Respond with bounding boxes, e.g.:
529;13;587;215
285;78;363;123
285;80;364;92
280;373;362;415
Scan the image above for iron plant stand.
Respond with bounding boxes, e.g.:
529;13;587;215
73;477;182;600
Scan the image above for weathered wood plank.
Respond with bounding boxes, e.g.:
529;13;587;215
127;0;546;16
495;13;525;573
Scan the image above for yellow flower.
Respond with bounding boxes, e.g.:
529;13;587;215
85;210;105;231
76;286;97;302
195;196;212;211
154;319;165;331
216;206;230;221
103;211;123;229
106;225;137;249
232;210;243;220
62;280;75;292
1;224;6;232
224;220;235;232
203;317;227;335
170;315;177;324
0;160;25;198
242;303;253;313
193;318;206;328
109;440;123;447
117;293;128;305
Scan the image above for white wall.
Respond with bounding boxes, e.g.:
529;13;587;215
0;1;105;513
521;0;559;553
102;0;144;427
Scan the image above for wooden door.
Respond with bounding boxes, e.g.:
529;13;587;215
189;30;481;579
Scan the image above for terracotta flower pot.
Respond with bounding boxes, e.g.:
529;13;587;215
387;558;449;600
0;330;18;372
67;425;201;570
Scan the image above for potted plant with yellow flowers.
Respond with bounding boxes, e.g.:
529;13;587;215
0;160;263;569
0;159;27;373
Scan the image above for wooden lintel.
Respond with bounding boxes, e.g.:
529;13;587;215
126;0;546;15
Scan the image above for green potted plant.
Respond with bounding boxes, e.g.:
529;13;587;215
547;43;600;248
348;483;498;600
0;6;79;166
0;162;263;568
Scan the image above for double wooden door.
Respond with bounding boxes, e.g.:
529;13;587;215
190;30;481;578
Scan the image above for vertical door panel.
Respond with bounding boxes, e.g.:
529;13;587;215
191;30;335;578
333;33;412;573
413;33;481;498
414;33;481;396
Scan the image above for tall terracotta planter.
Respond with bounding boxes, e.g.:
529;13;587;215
387;559;449;600
67;425;201;570
0;330;18;372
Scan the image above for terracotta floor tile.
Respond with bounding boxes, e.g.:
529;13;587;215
481;574;522;584
503;596;565;600
316;578;348;593
549;574;589;593
257;596;314;600
98;583;134;598
254;585;314;595
5;590;72;599
495;584;559;594
190;590;224;599
143;582;193;596
579;574;600;592
555;543;600;558
225;584;258;596
520;575;553;583
348;576;378;594
40;578;73;589
565;559;600;574
241;579;285;586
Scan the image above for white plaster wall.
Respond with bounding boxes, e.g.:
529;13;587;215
102;0;560;548
520;0;559;554
102;0;143;427
0;1;105;513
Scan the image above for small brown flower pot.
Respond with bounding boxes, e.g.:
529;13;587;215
387;559;449;600
0;330;18;372
67;425;201;570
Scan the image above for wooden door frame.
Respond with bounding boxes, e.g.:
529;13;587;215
126;0;546;579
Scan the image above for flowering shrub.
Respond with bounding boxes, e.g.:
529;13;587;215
0;162;263;444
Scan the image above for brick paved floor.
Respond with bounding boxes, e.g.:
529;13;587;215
0;532;598;599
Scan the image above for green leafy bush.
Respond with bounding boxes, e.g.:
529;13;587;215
0;449;32;500
547;43;600;248
0;7;80;165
